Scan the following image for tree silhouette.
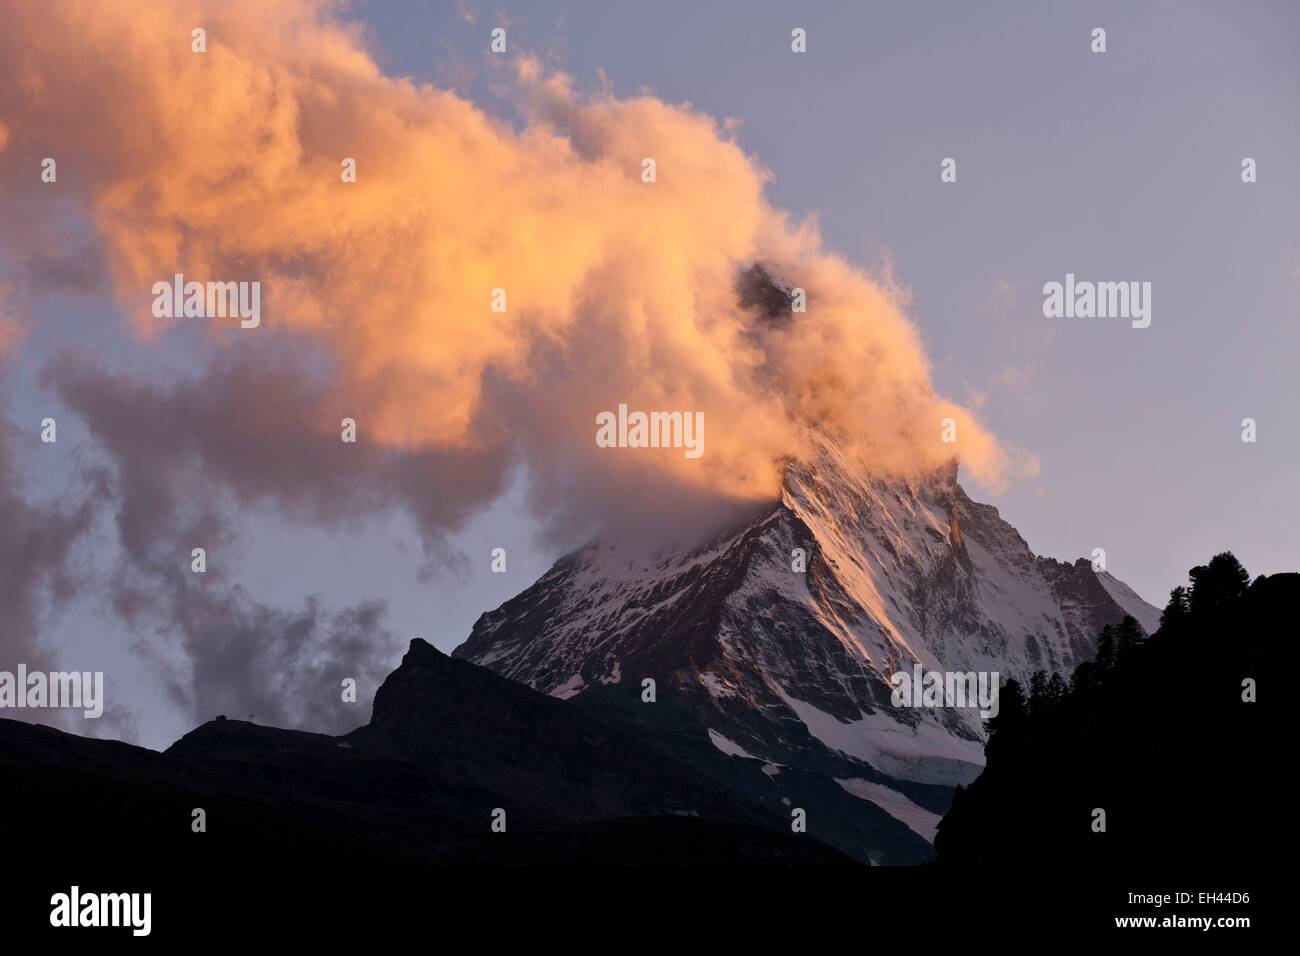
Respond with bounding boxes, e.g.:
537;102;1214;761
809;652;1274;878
1069;660;1098;696
1093;624;1117;674
989;677;1025;735
1046;672;1069;705
1188;551;1250;613
936;551;1281;877
1027;670;1049;713
1159;585;1190;631
1114;615;1144;661
982;676;1024;738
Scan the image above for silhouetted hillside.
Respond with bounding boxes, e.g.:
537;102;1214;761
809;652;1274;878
0;640;851;867
935;553;1278;872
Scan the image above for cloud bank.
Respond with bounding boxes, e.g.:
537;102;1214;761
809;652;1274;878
1;0;1028;536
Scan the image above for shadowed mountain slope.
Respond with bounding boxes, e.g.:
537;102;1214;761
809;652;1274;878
1;639;853;866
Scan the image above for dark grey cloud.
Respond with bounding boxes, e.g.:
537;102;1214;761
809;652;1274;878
35;344;514;734
42;345;513;557
0;415;101;669
144;581;399;734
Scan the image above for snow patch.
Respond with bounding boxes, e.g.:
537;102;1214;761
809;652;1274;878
549;673;586;700
707;729;760;760
835;777;943;844
774;684;984;786
1097;571;1161;633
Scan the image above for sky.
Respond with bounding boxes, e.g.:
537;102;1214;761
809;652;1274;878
1;0;1296;749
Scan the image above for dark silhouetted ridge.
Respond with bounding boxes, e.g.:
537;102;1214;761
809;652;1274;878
1;637;852;867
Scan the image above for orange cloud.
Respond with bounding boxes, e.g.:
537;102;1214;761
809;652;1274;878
0;0;1031;543
0;283;23;354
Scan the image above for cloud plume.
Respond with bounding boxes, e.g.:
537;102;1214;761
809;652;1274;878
0;0;1035;556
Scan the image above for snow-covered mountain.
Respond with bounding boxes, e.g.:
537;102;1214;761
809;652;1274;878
453;435;1158;859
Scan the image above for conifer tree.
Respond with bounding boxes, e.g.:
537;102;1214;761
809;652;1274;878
1093;624;1117;673
1115;615;1144;660
1069;660;1098;696
1188;552;1250;613
1159;585;1190;632
1028;670;1049;713
989;677;1025;734
1047;672;1069;704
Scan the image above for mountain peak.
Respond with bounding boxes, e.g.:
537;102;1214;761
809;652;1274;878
738;262;797;322
452;437;1158;856
402;636;444;663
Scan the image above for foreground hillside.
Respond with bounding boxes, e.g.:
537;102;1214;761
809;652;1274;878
0;639;850;867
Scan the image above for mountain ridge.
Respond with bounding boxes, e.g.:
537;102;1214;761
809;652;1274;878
1;636;855;866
